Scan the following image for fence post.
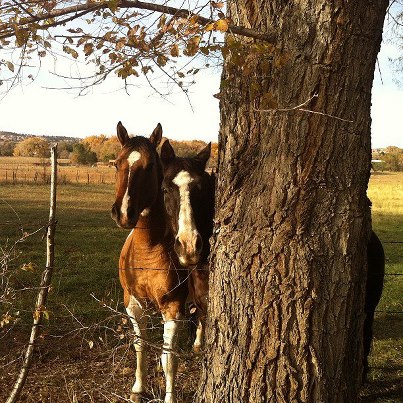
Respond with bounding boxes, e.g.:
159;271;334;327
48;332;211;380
6;144;58;403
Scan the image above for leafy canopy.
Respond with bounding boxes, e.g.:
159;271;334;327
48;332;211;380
0;1;276;96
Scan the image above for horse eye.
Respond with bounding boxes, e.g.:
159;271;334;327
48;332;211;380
162;187;168;194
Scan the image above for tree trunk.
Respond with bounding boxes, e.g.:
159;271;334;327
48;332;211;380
197;1;387;402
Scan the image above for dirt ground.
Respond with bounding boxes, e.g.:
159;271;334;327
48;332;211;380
0;324;202;403
1;326;401;402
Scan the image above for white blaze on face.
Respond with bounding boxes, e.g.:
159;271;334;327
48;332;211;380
121;150;141;220
172;170;199;254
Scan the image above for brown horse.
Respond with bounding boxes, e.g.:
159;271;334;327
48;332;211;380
160;140;215;352
111;122;188;403
363;230;385;381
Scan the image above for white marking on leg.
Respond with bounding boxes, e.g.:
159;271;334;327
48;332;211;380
193;318;204;352
120;151;141;221
161;319;179;403
126;296;147;395
172;170;199;259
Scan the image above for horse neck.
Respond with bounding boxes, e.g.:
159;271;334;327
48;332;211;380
134;192;172;245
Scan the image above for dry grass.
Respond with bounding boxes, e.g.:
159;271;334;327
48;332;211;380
368;171;403;216
0;156;116;184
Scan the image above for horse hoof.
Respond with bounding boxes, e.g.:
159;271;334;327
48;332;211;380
193;345;202;354
130;392;150;403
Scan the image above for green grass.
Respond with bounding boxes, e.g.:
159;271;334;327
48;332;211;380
361;172;403;401
0;172;401;401
0;183;127;324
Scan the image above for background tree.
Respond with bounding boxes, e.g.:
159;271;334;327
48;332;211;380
99;136;121;162
0;140;16;156
82;135;107;158
383;146;403;171
13;137;50;158
70;143;97;165
57;141;74;159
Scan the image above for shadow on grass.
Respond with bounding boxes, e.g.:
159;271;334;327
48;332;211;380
373;313;403;341
361;368;403;402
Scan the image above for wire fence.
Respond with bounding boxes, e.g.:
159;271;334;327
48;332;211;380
0;166;116;185
1;213;401;402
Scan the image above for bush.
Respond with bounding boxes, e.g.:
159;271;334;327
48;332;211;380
70;143;97;165
13;137;50;158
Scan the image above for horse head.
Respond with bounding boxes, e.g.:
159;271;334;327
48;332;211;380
161;140;213;266
111;121;162;229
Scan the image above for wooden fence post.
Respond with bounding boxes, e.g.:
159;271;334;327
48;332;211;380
6;144;58;403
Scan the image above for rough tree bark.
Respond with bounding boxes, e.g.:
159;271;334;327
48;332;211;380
197;1;388;402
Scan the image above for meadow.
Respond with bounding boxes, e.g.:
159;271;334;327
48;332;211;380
0;156;116;185
0;171;401;401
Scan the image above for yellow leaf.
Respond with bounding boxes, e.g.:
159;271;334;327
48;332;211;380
170;44;179;57
189;15;199;25
21;262;35;272
6;61;14;72
205;23;215;32
215;19;229;32
88;340;94;349
84;43;94;56
157;55;168;66
212;1;224;8
158;14;167;29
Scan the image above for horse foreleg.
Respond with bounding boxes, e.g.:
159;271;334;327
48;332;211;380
363;310;375;382
161;318;180;403
193;315;204;353
126;295;148;401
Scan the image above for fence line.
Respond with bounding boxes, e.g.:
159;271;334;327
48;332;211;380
1;167;117;185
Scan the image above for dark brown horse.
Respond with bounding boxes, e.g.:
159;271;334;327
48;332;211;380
363;230;385;381
160;140;215;351
111;122;188;403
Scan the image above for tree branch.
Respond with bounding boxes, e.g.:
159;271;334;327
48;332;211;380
2;0;276;43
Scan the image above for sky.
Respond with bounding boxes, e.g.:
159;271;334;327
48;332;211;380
0;17;402;148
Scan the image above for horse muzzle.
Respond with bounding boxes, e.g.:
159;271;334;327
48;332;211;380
174;232;203;266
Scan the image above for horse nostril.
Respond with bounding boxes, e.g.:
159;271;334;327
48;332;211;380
111;204;119;220
195;234;203;254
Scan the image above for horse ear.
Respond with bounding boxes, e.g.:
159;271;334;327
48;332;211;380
117;121;129;147
161;140;176;167
150;123;162;147
195;142;211;169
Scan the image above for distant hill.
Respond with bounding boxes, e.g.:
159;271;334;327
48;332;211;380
0;131;79;143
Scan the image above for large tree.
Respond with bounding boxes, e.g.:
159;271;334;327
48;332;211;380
197;1;388;402
13;136;50;157
0;1;389;401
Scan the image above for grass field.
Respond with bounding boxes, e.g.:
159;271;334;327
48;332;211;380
362;172;403;401
0;172;402;401
0;156;116;184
